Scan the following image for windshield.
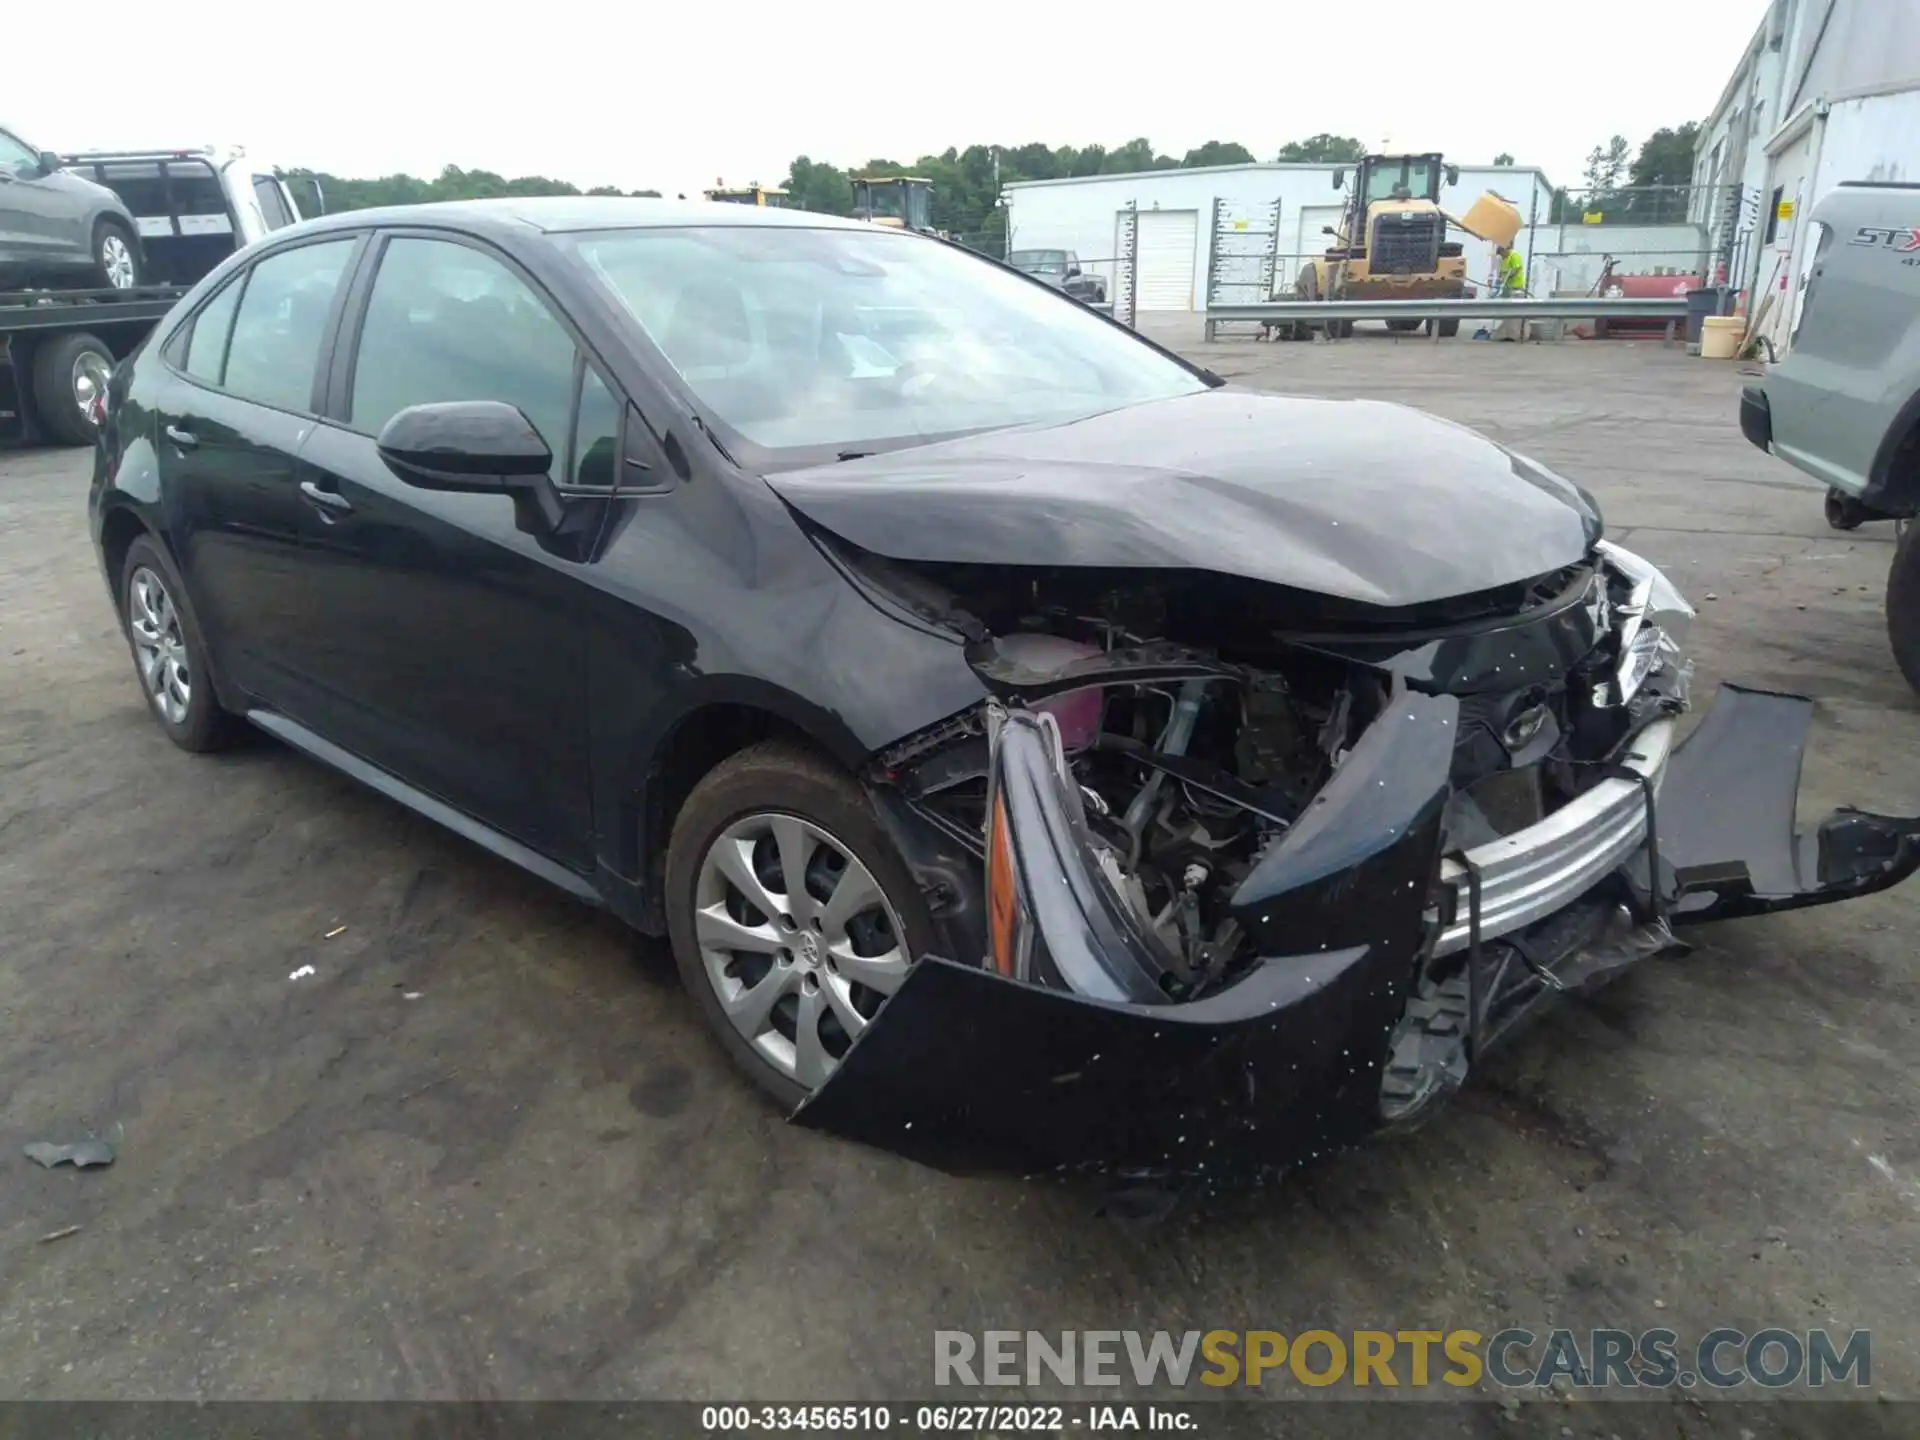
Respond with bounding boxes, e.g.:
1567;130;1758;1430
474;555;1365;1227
1009;250;1069;274
566;225;1206;464
1362;159;1439;204
858;183;905;219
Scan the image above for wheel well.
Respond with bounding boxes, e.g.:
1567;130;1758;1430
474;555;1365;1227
635;703;818;917
97;507;148;615
1881;404;1920;511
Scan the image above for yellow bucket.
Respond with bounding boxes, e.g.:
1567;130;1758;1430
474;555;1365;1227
1701;315;1744;360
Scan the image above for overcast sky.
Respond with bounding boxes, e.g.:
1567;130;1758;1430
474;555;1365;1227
12;0;1767;200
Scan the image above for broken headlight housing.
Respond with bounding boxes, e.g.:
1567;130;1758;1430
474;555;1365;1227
1594;540;1694;710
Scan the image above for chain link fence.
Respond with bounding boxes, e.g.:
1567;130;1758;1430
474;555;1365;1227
1522;184;1743;299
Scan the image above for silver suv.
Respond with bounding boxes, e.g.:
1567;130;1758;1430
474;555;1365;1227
1741;180;1920;691
0;123;143;290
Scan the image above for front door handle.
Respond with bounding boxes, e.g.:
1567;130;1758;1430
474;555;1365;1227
163;424;197;449
299;479;353;514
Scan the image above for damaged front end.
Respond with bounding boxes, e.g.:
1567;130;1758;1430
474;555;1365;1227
795;540;1920;1177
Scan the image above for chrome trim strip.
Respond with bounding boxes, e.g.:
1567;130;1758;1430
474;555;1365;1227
1435;718;1676;956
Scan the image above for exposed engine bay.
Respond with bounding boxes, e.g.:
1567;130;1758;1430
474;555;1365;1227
850;539;1693;1007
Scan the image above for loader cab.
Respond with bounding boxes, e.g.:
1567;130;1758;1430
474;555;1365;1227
1334;153;1457;208
850;175;933;232
1325;153;1461;263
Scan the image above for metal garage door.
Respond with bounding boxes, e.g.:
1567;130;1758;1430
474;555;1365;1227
1134;209;1198;310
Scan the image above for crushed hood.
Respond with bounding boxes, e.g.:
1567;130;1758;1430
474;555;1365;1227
765;388;1601;608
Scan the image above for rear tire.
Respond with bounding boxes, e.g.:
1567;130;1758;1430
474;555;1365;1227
665;741;937;1109
118;535;241;752
1386;318;1421;333
1437;319;1461;338
1888;524;1920;695
91;220;141;290
29;331;114;446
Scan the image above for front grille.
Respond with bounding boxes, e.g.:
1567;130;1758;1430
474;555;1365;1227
1369;212;1443;273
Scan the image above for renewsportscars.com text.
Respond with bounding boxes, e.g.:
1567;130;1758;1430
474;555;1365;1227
933;1328;1871;1391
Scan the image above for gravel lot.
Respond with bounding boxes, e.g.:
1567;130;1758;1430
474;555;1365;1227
2;327;1915;1433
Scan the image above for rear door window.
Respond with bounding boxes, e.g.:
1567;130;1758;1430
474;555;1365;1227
220;239;355;412
183;278;244;384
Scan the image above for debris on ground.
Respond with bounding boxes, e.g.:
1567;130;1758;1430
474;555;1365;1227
324;925;346;938
38;1225;82;1244
288;965;316;981
23;1137;116;1169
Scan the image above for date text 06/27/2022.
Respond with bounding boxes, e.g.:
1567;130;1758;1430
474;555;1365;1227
700;1405;1195;1432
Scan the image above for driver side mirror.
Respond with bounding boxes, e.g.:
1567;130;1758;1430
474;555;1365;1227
1066;263;1082;277
377;400;565;531
1322;225;1337;236
1445;164;1460;187
1332;168;1346;190
36;150;62;177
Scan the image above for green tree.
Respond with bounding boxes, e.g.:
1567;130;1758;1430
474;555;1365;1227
1582;135;1631;203
784;156;853;215
1625;122;1702;220
1181;140;1256;168
1493;151;1515;166
1628;123;1701;189
277;164;661;212
1101;138;1177;174
1275;134;1366;163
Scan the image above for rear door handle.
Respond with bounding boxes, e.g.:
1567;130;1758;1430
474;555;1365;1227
164;424;197;449
299;479;353;514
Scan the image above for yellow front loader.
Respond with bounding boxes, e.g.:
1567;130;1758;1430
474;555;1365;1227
1284;152;1520;339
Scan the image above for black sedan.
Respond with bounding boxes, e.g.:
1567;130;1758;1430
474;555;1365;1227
89;198;1920;1175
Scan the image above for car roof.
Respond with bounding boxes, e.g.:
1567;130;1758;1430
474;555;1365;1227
292;195;880;239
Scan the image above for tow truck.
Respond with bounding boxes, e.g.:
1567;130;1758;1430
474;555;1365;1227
3;144;313;446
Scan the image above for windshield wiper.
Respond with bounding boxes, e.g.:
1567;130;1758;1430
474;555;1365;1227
837;450;873;462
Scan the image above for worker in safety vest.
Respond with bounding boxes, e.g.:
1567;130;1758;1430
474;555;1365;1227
1495;244;1526;296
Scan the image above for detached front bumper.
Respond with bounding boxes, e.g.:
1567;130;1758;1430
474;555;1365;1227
798;677;1920;1179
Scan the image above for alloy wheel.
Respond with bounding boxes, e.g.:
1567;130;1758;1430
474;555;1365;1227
127;566;191;725
101;234;136;289
693;812;909;1089
71;350;111;426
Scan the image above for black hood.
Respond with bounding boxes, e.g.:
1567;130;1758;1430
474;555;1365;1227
764;387;1602;609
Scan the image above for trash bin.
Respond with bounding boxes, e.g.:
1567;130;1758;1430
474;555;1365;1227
1701;315;1744;360
1685;286;1731;345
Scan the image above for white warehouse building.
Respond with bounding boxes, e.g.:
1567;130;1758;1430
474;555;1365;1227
1002;162;1557;313
1692;0;1920;351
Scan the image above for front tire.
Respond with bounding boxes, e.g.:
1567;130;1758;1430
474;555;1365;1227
665;742;936;1108
92;220;141;290
119;535;239;752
